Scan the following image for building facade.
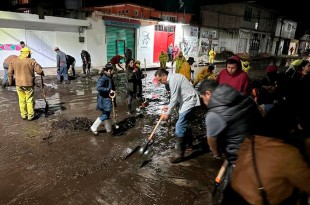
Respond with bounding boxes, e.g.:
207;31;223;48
200;2;297;57
0;10;106;68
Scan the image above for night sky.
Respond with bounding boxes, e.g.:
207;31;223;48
86;0;309;38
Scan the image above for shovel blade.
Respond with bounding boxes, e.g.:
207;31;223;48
123;146;141;160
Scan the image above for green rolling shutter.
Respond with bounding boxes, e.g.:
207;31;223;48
106;26;135;63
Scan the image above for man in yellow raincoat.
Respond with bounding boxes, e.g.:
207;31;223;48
193;64;216;87
8;47;44;121
179;57;195;82
171;51;187;73
209;48;216;64
241;59;251;73
159;51;169;69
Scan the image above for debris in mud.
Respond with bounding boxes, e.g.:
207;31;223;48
51;117;93;131
42;117;94;141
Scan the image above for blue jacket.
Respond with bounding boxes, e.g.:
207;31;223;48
96;74;112;112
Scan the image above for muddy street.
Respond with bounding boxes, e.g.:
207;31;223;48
0;63;270;205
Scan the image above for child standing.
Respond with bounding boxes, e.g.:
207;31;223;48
90;63;115;135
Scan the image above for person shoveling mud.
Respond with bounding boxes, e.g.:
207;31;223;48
154;68;200;163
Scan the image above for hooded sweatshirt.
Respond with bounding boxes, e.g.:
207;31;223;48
217;55;251;95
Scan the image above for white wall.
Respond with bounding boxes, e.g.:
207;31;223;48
86;17;107;67
54;29;83;67
0;11;107;70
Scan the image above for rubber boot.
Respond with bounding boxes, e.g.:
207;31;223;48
127;104;132;114
103;119;113;135
185;128;193;152
72;68;76;78
170;137;186;164
90;117;102;135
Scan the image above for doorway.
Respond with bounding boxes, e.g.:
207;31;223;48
116;40;125;63
153;25;175;63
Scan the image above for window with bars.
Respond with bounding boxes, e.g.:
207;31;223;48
162;16;176;22
244;7;252;22
287;23;291;31
155;25;175;32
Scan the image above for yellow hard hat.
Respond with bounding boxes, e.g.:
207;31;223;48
20;47;31;53
291;59;303;66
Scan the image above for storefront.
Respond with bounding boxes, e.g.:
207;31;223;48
104;17;140;63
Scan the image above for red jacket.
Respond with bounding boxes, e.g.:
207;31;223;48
217;69;250;95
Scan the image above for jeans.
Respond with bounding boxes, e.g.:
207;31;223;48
57;65;68;81
175;108;193;137
99;110;111;122
2;68;8;86
83;62;91;75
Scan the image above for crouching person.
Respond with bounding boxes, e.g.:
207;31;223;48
155;68;201;163
90;63;115;135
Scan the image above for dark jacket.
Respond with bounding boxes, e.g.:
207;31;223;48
66;55;75;65
126;66;136;92
96;74;112;112
81;50;91;63
208;84;263;162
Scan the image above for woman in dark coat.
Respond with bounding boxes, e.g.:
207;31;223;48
90;63;115;135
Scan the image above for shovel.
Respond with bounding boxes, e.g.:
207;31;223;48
139;114;164;155
123;115;163;159
212;159;228;203
41;75;49;117
109;92;119;129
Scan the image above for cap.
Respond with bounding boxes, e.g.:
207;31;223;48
188;57;195;62
104;62;113;71
208;64;215;70
54;47;59;51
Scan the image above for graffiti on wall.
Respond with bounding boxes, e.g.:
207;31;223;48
140;31;151;48
179;39;198;57
0;44;21;51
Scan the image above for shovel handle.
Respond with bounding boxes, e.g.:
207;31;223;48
110;92;116;118
109;92;116;99
41;75;47;99
148;115;164;141
215;159;229;184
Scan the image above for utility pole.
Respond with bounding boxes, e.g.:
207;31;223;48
275;17;285;56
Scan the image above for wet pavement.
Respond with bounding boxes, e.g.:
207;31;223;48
0;61;280;204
